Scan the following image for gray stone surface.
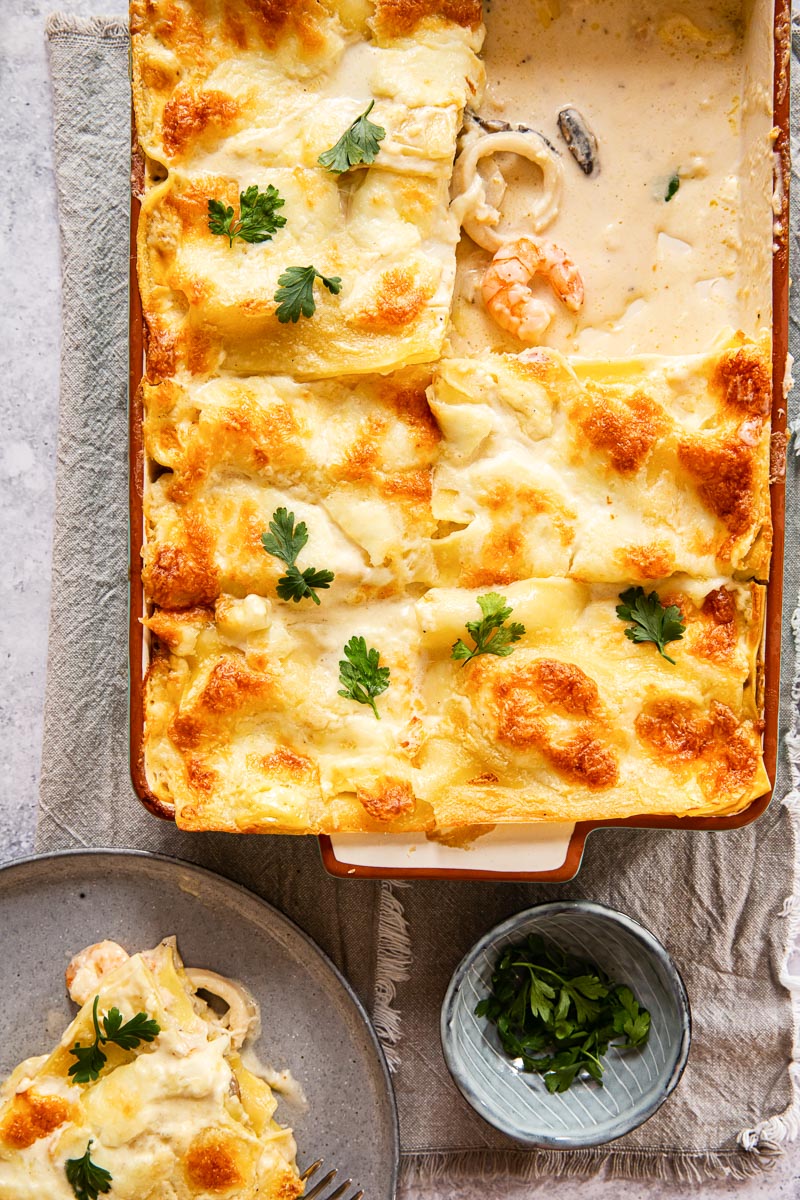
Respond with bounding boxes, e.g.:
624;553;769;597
0;2;798;1195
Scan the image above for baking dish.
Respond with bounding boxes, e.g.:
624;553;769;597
129;0;791;880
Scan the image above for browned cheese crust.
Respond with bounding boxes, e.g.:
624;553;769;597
133;0;772;834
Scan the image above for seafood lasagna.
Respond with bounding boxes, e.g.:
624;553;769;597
134;0;778;833
0;939;302;1199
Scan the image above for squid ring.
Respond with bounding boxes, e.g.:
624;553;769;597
451;128;564;252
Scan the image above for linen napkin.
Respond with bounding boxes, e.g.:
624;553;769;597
40;13;800;1189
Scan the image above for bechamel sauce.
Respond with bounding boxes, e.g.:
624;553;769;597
450;0;774;357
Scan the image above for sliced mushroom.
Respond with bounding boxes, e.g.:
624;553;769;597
557;108;599;177
466;109;560;155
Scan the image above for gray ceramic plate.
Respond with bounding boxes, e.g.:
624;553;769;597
0;849;398;1198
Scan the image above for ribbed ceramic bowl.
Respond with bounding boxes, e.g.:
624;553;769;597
441;901;691;1147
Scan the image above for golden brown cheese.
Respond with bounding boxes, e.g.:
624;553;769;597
143;595;433;832
428;333;773;586
133;0;485;377
142;576;767;832
133;0;773;835
132;0;483;170
142;369;440;607
0;942;302;1200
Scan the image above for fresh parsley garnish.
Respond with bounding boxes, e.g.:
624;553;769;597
318;100;387;174
68;995;160;1084
475;933;652;1093
615;586;686;664
65;1140;113;1200
261;507;334;605
274;265;342;323
451;592;526;665
207;184;287;247
664;172;680;202
338;636;390;719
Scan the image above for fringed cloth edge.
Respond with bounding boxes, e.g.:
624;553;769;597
372;881;412;1073
398;1143;784;1188
46;14;129;39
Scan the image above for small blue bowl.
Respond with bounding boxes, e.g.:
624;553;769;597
441;901;691;1148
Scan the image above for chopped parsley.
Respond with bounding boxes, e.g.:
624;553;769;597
475;933;652;1093
338;636;390;719
274;265;342;323
65;1141;113;1200
451;592;526;665
318;100;386;174
68;995;160;1084
261;507;334;605
615;586;686;664
207;184;286;246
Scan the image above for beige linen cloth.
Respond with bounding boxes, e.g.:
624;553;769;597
39;13;800;1187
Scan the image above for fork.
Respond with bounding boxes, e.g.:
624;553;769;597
300;1158;364;1200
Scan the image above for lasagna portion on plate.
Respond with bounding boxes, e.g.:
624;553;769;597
0;939;302;1200
143;575;767;833
132;0;485;378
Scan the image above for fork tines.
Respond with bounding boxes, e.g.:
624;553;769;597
300;1157;364;1200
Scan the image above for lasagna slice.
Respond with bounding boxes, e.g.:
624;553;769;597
429;332;772;585
141;367;440;608
132;0;485;378
0;940;302;1200
143;595;427;833
142;576;767;833
414;576;768;824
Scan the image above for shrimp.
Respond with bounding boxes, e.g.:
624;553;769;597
65;940;130;1006
481;236;584;342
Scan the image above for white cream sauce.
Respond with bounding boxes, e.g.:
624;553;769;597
450;0;774;356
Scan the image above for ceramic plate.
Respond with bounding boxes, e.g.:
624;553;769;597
0;849;398;1197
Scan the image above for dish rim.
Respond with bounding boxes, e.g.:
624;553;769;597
127;0;791;878
439;899;692;1148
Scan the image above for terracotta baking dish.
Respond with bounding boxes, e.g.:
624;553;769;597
128;0;791;880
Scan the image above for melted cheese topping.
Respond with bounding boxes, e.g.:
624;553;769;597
142;369;440;607
430;332;772;585
143;576;767;831
136;0;775;833
133;0;485;378
0;942;301;1200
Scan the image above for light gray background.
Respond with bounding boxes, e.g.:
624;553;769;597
0;2;798;1196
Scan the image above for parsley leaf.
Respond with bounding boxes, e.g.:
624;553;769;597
207;184;287;247
102;1008;161;1050
65;1141;112;1200
615;586;686;664
68;995;160;1084
338;635;390;719
67;1039;106;1085
475;933;652;1092
665;172;680;201
274;265;342;323
611;985;652;1047
261;508;335;605
318;100;387;174
451;592;526;665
